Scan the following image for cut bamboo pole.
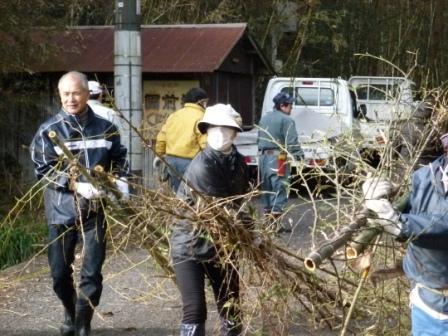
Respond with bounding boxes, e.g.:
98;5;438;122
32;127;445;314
304;214;367;272
48;130;96;186
346;226;381;259
345;191;410;260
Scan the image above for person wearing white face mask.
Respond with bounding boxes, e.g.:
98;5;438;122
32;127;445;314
170;103;250;336
206;125;237;153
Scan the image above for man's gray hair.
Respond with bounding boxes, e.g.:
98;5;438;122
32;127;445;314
58;71;89;91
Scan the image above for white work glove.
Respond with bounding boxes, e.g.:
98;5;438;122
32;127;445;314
362;177;394;200
115;178;130;201
365;199;401;236
153;156;169;182
153;156;162;170
75;182;104;200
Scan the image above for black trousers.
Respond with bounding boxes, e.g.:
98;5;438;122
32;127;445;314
48;214;107;308
173;258;240;324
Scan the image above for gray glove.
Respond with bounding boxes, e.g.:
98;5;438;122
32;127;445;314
365;199;401;236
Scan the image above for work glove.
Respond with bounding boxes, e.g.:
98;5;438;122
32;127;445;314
365;199;401;236
75;182;104;200
153;156;169;182
115;177;130;201
153;156;162;169
362;177;394;200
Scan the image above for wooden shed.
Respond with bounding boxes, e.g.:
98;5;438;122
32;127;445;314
7;23;274;184
35;23;274;131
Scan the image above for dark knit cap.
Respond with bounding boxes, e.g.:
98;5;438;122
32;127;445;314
184;88;208;103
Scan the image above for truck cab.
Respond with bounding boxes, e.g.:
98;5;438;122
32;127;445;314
348;76;416;152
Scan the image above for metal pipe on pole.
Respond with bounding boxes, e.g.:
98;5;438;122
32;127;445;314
114;0;142;173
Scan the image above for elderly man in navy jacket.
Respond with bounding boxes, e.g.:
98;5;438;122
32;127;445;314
30;71;129;336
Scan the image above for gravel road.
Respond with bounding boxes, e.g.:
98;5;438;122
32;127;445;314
0;195;342;335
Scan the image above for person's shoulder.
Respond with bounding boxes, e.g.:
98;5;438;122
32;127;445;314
414;164;432;178
181;104;205;116
37;112;64;131
88;108;118;131
259;110;275;122
184;152;210;182
88;102;116;117
414;155;445;179
234;150;247;165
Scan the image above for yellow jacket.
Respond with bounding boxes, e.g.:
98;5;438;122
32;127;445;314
155;103;207;158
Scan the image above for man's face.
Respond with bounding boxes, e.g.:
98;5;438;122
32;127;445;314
280;102;293;115
58;76;89;115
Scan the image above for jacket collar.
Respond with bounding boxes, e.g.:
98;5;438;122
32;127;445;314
430;155;448;195
184;103;205;112
60;105;95;127
204;145;239;169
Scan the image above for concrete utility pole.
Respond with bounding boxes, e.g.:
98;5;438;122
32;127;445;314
114;0;142;173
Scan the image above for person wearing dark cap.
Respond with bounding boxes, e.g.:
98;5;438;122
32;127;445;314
155;87;209;192
257;92;303;232
171;103;250;336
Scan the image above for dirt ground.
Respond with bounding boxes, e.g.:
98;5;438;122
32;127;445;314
0;196;342;335
0;246;339;336
0;247;188;335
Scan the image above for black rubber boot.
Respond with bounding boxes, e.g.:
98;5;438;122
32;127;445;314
180;323;205;336
75;305;94;336
60;297;76;336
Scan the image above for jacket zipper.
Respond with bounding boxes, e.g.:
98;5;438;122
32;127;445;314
73;117;90;170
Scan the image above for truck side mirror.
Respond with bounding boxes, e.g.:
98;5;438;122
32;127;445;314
358;104;368;120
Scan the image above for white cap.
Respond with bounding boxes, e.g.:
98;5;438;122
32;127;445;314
88;81;102;95
198;103;243;134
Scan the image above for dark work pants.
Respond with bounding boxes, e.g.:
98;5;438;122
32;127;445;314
259;154;290;214
173;259;240;325
48;214;107;309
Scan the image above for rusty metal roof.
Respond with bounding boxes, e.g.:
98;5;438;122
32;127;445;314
34;23;271;73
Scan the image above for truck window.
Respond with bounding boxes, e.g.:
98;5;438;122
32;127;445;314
370;85;387;100
355;81;403;102
280;87;334;106
356;86;368;100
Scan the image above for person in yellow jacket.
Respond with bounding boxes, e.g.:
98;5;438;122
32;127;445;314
155;88;208;191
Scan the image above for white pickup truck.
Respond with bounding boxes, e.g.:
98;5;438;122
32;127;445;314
348;76;416;153
234;77;361;172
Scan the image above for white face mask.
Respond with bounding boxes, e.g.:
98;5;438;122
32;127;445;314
207;126;237;152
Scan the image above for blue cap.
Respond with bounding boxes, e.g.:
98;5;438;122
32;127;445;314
273;92;294;105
